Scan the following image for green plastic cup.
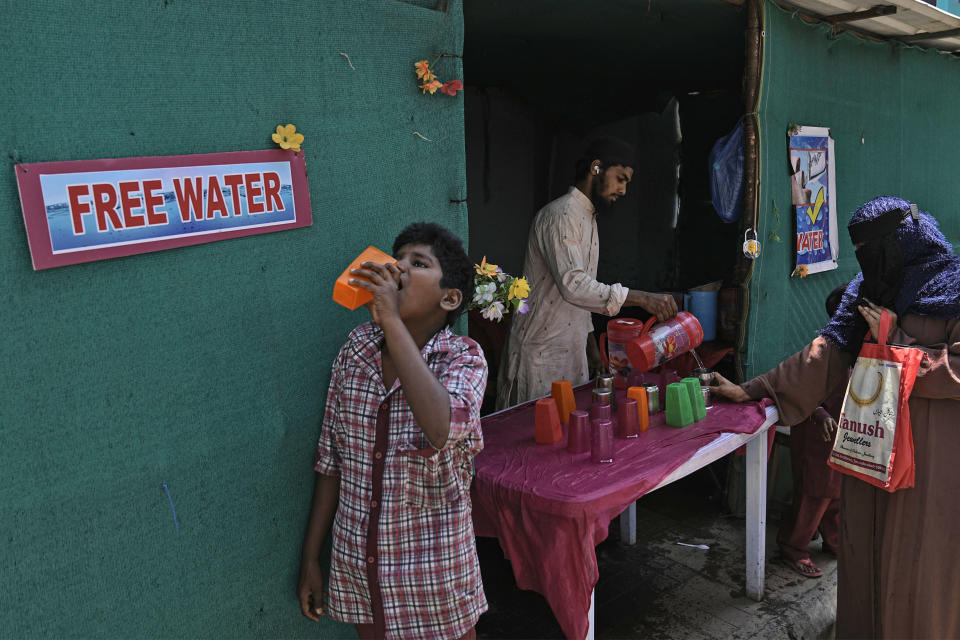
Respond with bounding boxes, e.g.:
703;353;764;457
682;377;707;421
665;382;694;427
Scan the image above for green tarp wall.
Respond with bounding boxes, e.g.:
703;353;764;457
0;1;465;637
745;0;960;379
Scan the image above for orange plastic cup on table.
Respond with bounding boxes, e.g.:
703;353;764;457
333;246;397;310
626;386;650;432
551;380;577;424
534;398;563;445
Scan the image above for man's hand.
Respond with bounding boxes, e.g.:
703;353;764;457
632;291;678;322
820;416;838;443
709;372;750;403
297;560;327;622
857;299;897;343
350;261;404;327
586;332;605;378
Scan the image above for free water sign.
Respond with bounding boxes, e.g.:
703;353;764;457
16;149;312;269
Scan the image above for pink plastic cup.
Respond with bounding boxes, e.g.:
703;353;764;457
617;398;640;438
590;402;611;422
567;410;591;454
591;418;614;463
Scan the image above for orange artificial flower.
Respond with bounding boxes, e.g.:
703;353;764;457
474;256;499;277
795;265;809;278
414;60;435;82
420;79;443;95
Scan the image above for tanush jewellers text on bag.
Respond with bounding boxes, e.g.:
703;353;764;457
830;358;902;482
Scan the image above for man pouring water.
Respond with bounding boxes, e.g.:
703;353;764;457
496;137;677;409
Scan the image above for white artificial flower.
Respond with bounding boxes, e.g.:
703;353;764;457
473;282;496;305
481;301;505;321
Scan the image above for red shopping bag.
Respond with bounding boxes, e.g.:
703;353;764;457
828;310;925;492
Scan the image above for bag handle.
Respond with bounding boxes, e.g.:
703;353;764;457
878;309;892;347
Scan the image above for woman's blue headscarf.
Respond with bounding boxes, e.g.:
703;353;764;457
820;196;960;353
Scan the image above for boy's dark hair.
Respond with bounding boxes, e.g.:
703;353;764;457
574;136;637;179
825;282;848;318
393;222;474;327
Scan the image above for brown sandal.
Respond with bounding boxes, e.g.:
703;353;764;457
786;557;823;578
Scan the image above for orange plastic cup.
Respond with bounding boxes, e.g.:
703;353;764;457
534;398;563;445
551;380;577;424
626;386;650;432
333;246;396;310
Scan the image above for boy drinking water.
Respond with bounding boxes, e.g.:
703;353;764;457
298;223;488;639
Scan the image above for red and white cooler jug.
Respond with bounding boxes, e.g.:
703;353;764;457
600;318;646;388
625;312;704;373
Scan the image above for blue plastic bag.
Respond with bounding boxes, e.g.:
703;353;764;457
708;122;745;223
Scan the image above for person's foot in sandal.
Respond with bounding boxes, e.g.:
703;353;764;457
785;557;823;578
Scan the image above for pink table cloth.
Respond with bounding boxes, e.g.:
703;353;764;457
471;381;772;640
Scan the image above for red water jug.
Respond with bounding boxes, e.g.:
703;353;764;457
625;312;704;373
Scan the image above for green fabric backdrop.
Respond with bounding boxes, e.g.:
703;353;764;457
745;1;960;379
0;1;465;637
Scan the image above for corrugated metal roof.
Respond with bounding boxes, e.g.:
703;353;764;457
775;0;960;51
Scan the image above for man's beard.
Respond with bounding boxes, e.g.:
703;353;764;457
591;180;612;213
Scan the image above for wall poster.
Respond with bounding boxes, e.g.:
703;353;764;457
788;125;837;276
16;149;312;270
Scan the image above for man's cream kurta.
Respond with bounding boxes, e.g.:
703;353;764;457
496;187;628;409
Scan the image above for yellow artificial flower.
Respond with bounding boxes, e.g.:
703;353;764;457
420;80;442;95
414;60;435;82
508;276;530;300
272;124;304;151
474;256;498;277
794;264;809;278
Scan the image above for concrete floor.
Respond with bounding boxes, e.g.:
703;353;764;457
475;464;836;640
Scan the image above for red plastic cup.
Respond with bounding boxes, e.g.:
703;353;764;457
591;418;614;463
567;410;591;454
534;398;563;445
617;398;640;438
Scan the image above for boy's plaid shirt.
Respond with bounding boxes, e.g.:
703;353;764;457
314;322;489;639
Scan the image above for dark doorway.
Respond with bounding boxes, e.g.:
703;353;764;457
463;0;749;407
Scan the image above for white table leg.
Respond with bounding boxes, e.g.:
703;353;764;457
586;587;595;640
745;429;768;601
619;501;637;545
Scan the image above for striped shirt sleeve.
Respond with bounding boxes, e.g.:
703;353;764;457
314;345;347;476
437;337;488;449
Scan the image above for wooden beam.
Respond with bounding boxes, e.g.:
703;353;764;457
824;4;897;25
900;26;960;42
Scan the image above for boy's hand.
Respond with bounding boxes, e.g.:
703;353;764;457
350;261;404;326
297;561;327;622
